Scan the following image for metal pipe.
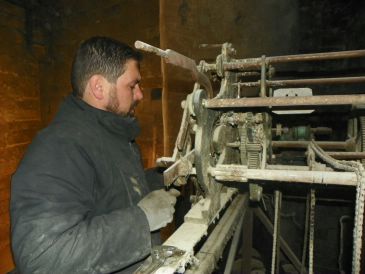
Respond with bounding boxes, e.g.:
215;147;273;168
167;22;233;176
260;55;266;97
237;71;261;77
308;189;316;274
272;140;353;150
254;207;304;273
204;94;365;109
204;49;365;71
301;192;310;274
271;190;282;274
326;152;365;160
268;49;365;64
238;76;365;88
223;211;245;274
271;127;333;135
210;165;358;186
282;195;353;204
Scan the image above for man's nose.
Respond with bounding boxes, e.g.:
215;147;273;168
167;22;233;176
134;85;143;101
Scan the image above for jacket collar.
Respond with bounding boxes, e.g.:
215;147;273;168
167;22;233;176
62;94;141;141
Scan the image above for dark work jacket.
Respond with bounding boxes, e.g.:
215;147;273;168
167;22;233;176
10;95;152;273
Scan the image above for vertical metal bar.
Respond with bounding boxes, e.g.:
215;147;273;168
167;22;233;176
271;191;282;274
300;192;310;274
260;55;266;97
276;192;282;273
309;189;316;274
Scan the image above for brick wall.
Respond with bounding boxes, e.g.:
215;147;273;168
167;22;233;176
0;1;42;272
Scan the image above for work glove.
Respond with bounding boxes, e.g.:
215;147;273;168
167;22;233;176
138;189;180;232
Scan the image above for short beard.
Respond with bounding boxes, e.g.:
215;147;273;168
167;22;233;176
106;85;124;116
105;85;137;117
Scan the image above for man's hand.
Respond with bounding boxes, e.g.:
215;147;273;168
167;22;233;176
137;189;180;232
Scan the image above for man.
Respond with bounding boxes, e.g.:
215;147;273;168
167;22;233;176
10;36;178;273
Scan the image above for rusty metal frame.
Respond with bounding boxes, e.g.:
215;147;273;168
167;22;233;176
203;49;365;71
237;76;365;88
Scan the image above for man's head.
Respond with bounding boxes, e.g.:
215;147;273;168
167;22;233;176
71;36;143;116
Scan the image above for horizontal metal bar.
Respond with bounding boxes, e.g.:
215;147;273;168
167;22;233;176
272;127;333;135
210;165;358;186
238;76;365;88
327;151;365;160
268;49;365;64
266;164;310;171
272;140;353;150
204;94;365;109
204;49;365;71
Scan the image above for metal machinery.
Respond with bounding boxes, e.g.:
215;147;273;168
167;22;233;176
134;41;365;274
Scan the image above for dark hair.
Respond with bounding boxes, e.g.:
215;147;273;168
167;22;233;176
71;36;142;97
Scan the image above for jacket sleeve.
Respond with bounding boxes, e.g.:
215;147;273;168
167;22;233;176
144;167;165;191
10;136;151;274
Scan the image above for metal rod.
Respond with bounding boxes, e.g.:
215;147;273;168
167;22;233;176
301;192;310;274
210;165;358;186
204;49;365;71
309;189;316;274
282;194;353;204
238;76;365;88
326;151;365;160
134;40;168;58
272;127;333;136
268;49;365;64
260;55;266;97
224;211;245;274
272;140;353;150
204;94;365;109
271;190;282;274
254;207;303;273
237;71;261;77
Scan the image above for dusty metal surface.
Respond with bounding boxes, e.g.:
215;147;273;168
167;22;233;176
185;194;248;274
205;94;365;109
210;164;358;186
203;49;365;71
134;41;213;98
238;76;365;88
136;41;365;273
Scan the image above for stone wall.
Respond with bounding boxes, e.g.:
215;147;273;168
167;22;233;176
0;1;42;271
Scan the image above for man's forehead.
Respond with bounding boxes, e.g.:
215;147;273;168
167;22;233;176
124;59;140;69
121;60;141;81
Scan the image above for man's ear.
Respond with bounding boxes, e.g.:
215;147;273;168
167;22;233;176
88;75;105;100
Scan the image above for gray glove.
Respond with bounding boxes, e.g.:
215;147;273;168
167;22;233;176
138;189;180;232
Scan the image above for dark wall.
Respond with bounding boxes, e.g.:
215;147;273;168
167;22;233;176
160;0;299;154
0;1;43;271
37;0;163;167
1;0;364;272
